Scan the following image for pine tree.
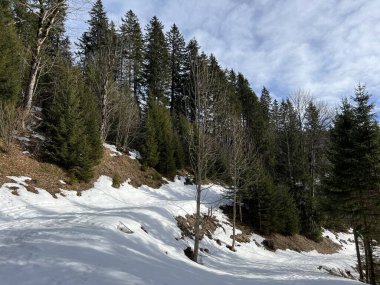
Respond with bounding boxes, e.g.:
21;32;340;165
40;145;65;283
119;10;144;104
183;39;200;121
79;1;119;142
326;86;380;283
351;85;380;284
0;0;22;103
166;24;186;115
143;16;170;106
142;102;177;177
78;0;109;64
44;60;102;181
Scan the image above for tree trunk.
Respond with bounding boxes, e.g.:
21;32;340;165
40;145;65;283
285;129;293;185
364;236;370;283
311;143;315;198
364;237;376;285
238;196;243;224
22;1;64;126
354;230;364;282
193;182;202;262
231;182;237;250
24;54;41;116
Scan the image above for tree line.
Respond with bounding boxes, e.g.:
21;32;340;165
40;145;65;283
0;0;379;280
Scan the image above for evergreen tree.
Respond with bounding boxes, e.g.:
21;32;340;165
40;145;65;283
0;0;22;102
142;102;178;177
326;86;380;283
78;0;109;64
166;24;187;115
260;86;271;119
183;38;200;121
143;16;170;106
44;60;103;181
119;10;144;104
79;1;119;141
236;73;258;141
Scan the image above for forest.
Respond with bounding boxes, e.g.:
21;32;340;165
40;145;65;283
0;1;379;284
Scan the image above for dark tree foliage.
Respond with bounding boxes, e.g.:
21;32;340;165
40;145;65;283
44;60;102;181
166;24;187;116
78;0;109;65
119;10;144;103
0;0;22;103
325;86;380;283
143;16;170;106
142;101;181;178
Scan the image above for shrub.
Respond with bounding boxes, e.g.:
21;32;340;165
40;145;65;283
112;172;122;188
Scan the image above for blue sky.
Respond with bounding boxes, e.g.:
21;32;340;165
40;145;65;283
67;0;380;111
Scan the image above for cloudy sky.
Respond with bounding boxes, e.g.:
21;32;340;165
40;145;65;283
67;0;380;110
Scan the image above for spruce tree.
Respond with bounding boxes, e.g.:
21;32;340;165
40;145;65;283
142;102;177;177
143;16;170;106
44;60;102;181
78;0;109;64
166;24;187;115
183;39;200;121
326;87;380;283
119;10;144;104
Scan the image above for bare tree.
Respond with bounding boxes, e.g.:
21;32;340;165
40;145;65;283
112;90;140;151
222;114;250;251
19;0;66;122
290;89;313;131
187;55;222;262
87;46;118;142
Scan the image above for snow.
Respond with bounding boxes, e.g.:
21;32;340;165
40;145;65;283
0;175;361;285
31;133;46;141
103;143;122;156
129;149;141;160
15;136;30;142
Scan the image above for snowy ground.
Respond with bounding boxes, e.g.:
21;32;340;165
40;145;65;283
0;175;361;285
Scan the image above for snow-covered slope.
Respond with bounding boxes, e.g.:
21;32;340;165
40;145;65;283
0;175;361;285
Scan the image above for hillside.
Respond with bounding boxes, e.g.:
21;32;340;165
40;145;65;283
0;146;362;285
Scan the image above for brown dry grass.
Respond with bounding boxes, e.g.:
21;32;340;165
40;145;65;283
220;205;341;253
95;148;165;189
0;141;164;194
266;233;342;254
176;214;220;240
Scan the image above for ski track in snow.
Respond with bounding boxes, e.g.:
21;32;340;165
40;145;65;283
0;175;361;285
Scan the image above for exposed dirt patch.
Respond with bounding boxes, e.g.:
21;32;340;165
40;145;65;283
95;148;165;190
0;141;164;194
264;233;342;254
233;233;251;243
176;214;220;240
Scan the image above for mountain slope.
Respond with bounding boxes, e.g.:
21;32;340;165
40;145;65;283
0;173;362;285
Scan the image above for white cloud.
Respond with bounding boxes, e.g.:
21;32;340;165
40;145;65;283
67;0;380;112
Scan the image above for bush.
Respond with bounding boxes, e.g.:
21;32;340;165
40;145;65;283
112;172;122;188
